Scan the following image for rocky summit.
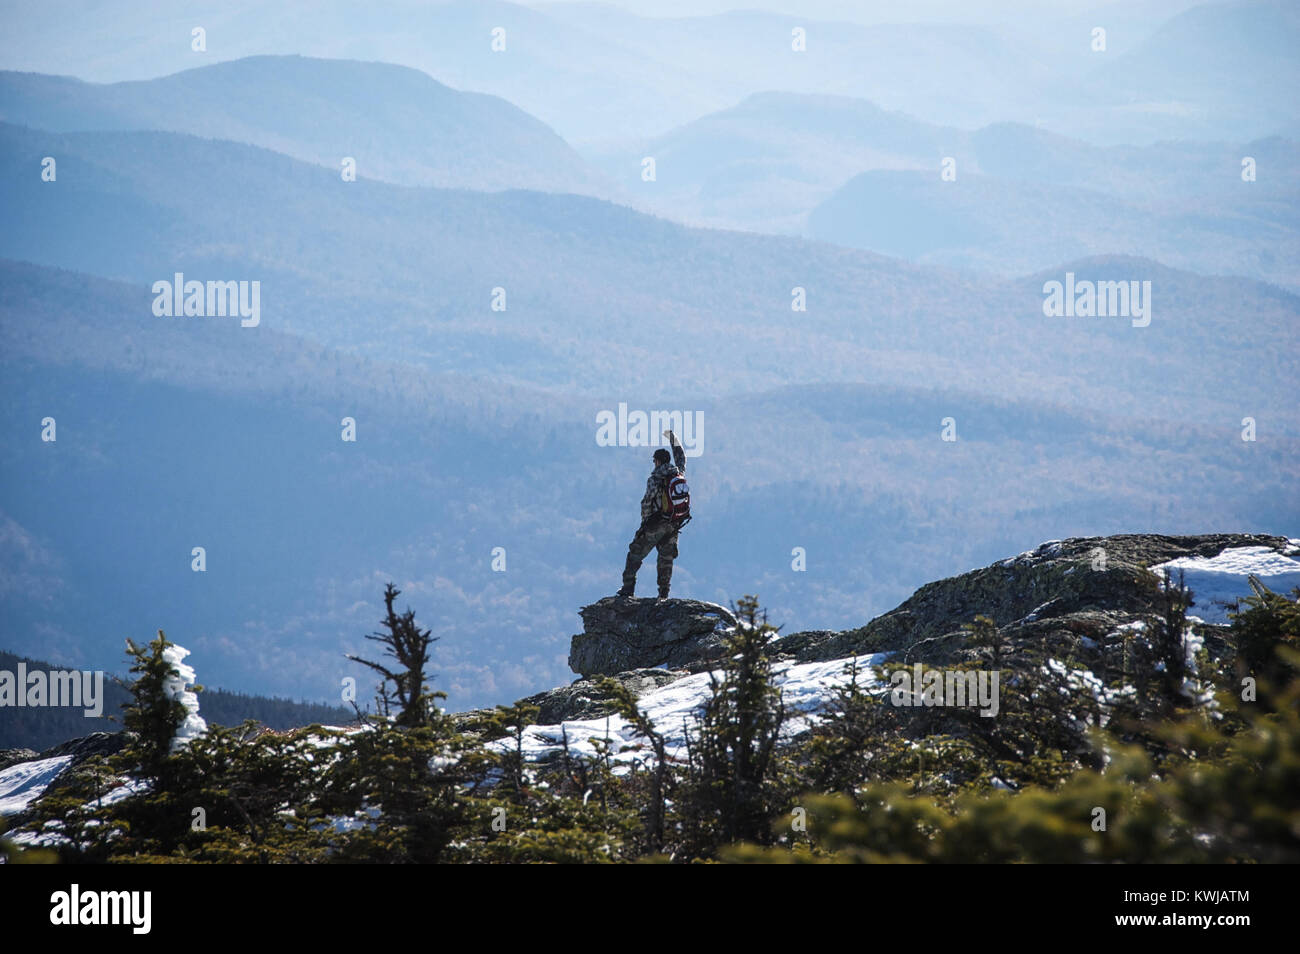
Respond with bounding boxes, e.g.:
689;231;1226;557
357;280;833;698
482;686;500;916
771;532;1295;666
566;535;1293;686
567;597;737;678
523;533;1298;730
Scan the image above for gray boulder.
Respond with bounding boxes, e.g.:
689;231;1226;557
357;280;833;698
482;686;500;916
0;748;38;772
568;597;737;677
450;668;687;735
36;731;126;766
520;668;686;725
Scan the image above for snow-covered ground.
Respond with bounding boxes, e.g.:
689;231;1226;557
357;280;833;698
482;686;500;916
1153;543;1300;624
0;755;73;816
491;653;889;769
0;757;150;845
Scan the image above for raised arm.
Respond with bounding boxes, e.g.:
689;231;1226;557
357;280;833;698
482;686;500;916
664;430;686;473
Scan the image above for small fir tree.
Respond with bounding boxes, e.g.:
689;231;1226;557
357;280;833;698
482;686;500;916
347;583;440;728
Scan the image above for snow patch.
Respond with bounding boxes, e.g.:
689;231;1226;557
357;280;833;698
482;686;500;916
0;755;73;816
493;653;889;768
320;804;381;833
1153;546;1300;624
94;777;151;807
1040;659;1135;729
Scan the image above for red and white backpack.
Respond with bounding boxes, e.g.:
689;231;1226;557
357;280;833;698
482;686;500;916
662;472;691;525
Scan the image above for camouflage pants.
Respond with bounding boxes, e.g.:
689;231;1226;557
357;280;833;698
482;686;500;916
623;515;679;593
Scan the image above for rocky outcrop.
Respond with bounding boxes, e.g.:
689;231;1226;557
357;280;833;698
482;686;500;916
774;533;1292;666
0;748;38;772
561;534;1292;702
519;668;684;725
450;668;687;734
568;597;737;677
37;731;126;766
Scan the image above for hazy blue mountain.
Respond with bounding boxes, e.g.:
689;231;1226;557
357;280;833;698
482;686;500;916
964;125;1300;200
808;163;1300;287
585;92;965;233
1081;0;1300;143
3;121;1296;423
1016;0;1210;58
576;90;1300;287
3;257;1294;712
537;4;1055;138
0;0;689;145
2;1;1293;146
0;56;614;196
1;112;1296;709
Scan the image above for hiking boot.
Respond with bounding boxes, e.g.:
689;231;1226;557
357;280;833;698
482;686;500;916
617;584;634;599
657;586;670;600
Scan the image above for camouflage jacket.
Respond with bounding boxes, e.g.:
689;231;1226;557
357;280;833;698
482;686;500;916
640;443;687;523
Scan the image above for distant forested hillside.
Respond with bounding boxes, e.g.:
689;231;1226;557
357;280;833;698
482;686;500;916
0;650;355;751
0;56;615;197
2;1;1296;144
2;257;1295;710
0;113;1295;713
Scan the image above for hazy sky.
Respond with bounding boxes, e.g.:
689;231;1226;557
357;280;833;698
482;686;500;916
527;0;1206;26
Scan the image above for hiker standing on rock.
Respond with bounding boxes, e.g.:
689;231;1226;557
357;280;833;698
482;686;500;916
618;429;690;599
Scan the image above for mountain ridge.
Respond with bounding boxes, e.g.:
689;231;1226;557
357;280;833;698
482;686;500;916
445;532;1300;735
0;55;616;196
